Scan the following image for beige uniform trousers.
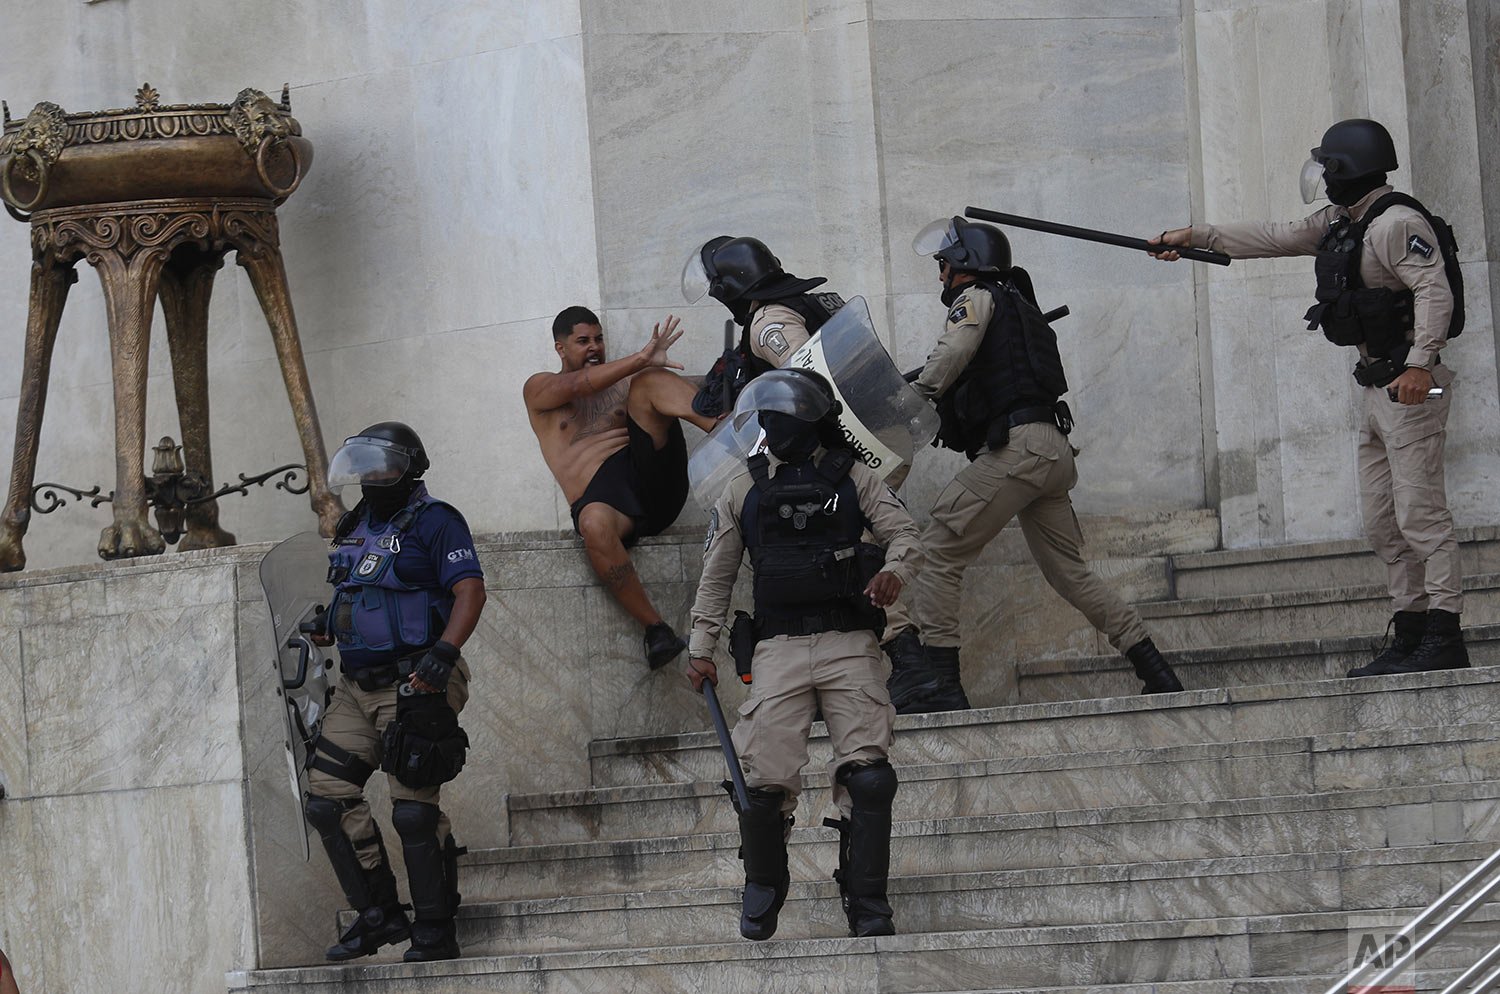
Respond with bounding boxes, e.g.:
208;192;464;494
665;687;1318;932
915;422;1150;651
1359;364;1462;613
731;629;895;818
307;658;471;869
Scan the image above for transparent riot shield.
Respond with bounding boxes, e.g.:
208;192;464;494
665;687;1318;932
687;295;939;509
258;531;335;861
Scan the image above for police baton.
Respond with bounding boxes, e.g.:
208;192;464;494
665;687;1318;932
964;206;1233;267
702;680;751;811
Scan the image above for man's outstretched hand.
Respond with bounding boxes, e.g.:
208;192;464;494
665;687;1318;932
640;314;686;369
1147;227;1192;261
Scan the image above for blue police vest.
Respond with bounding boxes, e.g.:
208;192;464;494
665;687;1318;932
327;484;454;664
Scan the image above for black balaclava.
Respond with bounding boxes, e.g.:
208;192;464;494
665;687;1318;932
760;411;820;464
363;476;420;521
940;271;972;308
1326;171;1387;208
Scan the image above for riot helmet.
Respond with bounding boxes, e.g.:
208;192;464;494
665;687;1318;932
1300;119;1398;204
681;236;784;305
913;216;1012;275
732;368;842;463
327;422;429;492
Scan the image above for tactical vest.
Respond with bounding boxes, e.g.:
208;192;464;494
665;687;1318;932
740;449;884;635
1304;193;1463;360
326;484;454;665
937;280;1069;458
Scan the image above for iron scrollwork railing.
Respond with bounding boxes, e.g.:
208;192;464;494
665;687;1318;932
30;435;308;545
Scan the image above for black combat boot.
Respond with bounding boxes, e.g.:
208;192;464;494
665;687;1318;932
324;866;411;962
829;761;898;937
884;629;943;714
920;646;972;713
393;801;464;962
1348;611;1428;677
1365;608;1469;675
1124;638;1184;694
304;795;412;962
735;787;792;941
644;622;687;670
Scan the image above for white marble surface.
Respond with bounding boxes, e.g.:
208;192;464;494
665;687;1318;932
0;0;1493;588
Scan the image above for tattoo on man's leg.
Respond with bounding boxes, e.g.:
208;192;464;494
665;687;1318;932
603;562;637;591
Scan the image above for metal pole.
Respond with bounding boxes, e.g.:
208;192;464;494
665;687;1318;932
963;206;1234;267
1438;940;1500;994
1324;847;1500;994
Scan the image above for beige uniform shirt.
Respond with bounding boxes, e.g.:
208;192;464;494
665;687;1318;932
911;283;996;402
1190;185;1454;369
747;303;811;369
689;450;923;659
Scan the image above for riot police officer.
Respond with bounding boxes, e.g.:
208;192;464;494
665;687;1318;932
305;422;487;962
681;236;847;416
685;369;922;940
1151;119;1468;675
892;217;1184;712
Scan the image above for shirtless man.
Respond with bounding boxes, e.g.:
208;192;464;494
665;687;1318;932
526;306;718;668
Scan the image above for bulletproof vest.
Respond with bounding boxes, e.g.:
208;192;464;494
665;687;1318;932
937;280;1068;458
1307;192;1464;361
740;449;881;630
326;483;454;664
740;291;847;378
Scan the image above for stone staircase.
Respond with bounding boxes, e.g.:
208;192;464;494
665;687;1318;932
226;530;1500;993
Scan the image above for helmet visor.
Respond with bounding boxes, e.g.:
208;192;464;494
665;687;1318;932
681;244;712;303
326;438;411;491
912;217;961;257
1300;156;1327;204
729;369;833;431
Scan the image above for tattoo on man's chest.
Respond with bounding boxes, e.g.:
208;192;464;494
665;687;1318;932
571;382;629;440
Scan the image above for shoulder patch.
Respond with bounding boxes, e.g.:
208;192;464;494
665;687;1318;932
1407;233;1435;260
758;323;790;356
947;301;976;327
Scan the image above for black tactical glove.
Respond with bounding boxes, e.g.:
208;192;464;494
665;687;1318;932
411;640;459;693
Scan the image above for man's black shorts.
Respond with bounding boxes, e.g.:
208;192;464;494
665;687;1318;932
569;417;689;549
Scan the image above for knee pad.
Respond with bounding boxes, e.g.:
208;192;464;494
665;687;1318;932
837;760;898;809
304;793;349;835
391;799;441;843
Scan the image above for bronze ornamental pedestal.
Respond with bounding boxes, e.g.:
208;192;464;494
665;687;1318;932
0;84;343;570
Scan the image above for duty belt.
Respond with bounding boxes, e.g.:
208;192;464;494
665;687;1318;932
343;653;420;692
1005;405;1059;429
756;607;877;640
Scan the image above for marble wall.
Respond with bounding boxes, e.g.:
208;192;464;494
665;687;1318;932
0;0;1496;572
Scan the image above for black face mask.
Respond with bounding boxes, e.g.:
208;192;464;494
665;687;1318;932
362;477;419;521
759;411;820;464
1325;171;1387;207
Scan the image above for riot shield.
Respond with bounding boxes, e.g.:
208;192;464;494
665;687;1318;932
258;531;335;861
687;295;939;509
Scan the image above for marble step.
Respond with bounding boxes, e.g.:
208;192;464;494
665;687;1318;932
509;721;1500;845
1167;526;1500;600
459;779;1500;903
588;667;1500;788
431;842;1489;957
1136;571;1500;648
1018;623;1500;704
227;909;1499;994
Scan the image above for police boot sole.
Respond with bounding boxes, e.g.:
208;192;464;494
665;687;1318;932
851;915;896;938
402;941;460;962
324;921;411;962
1350;654;1470;677
739;915;779;941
